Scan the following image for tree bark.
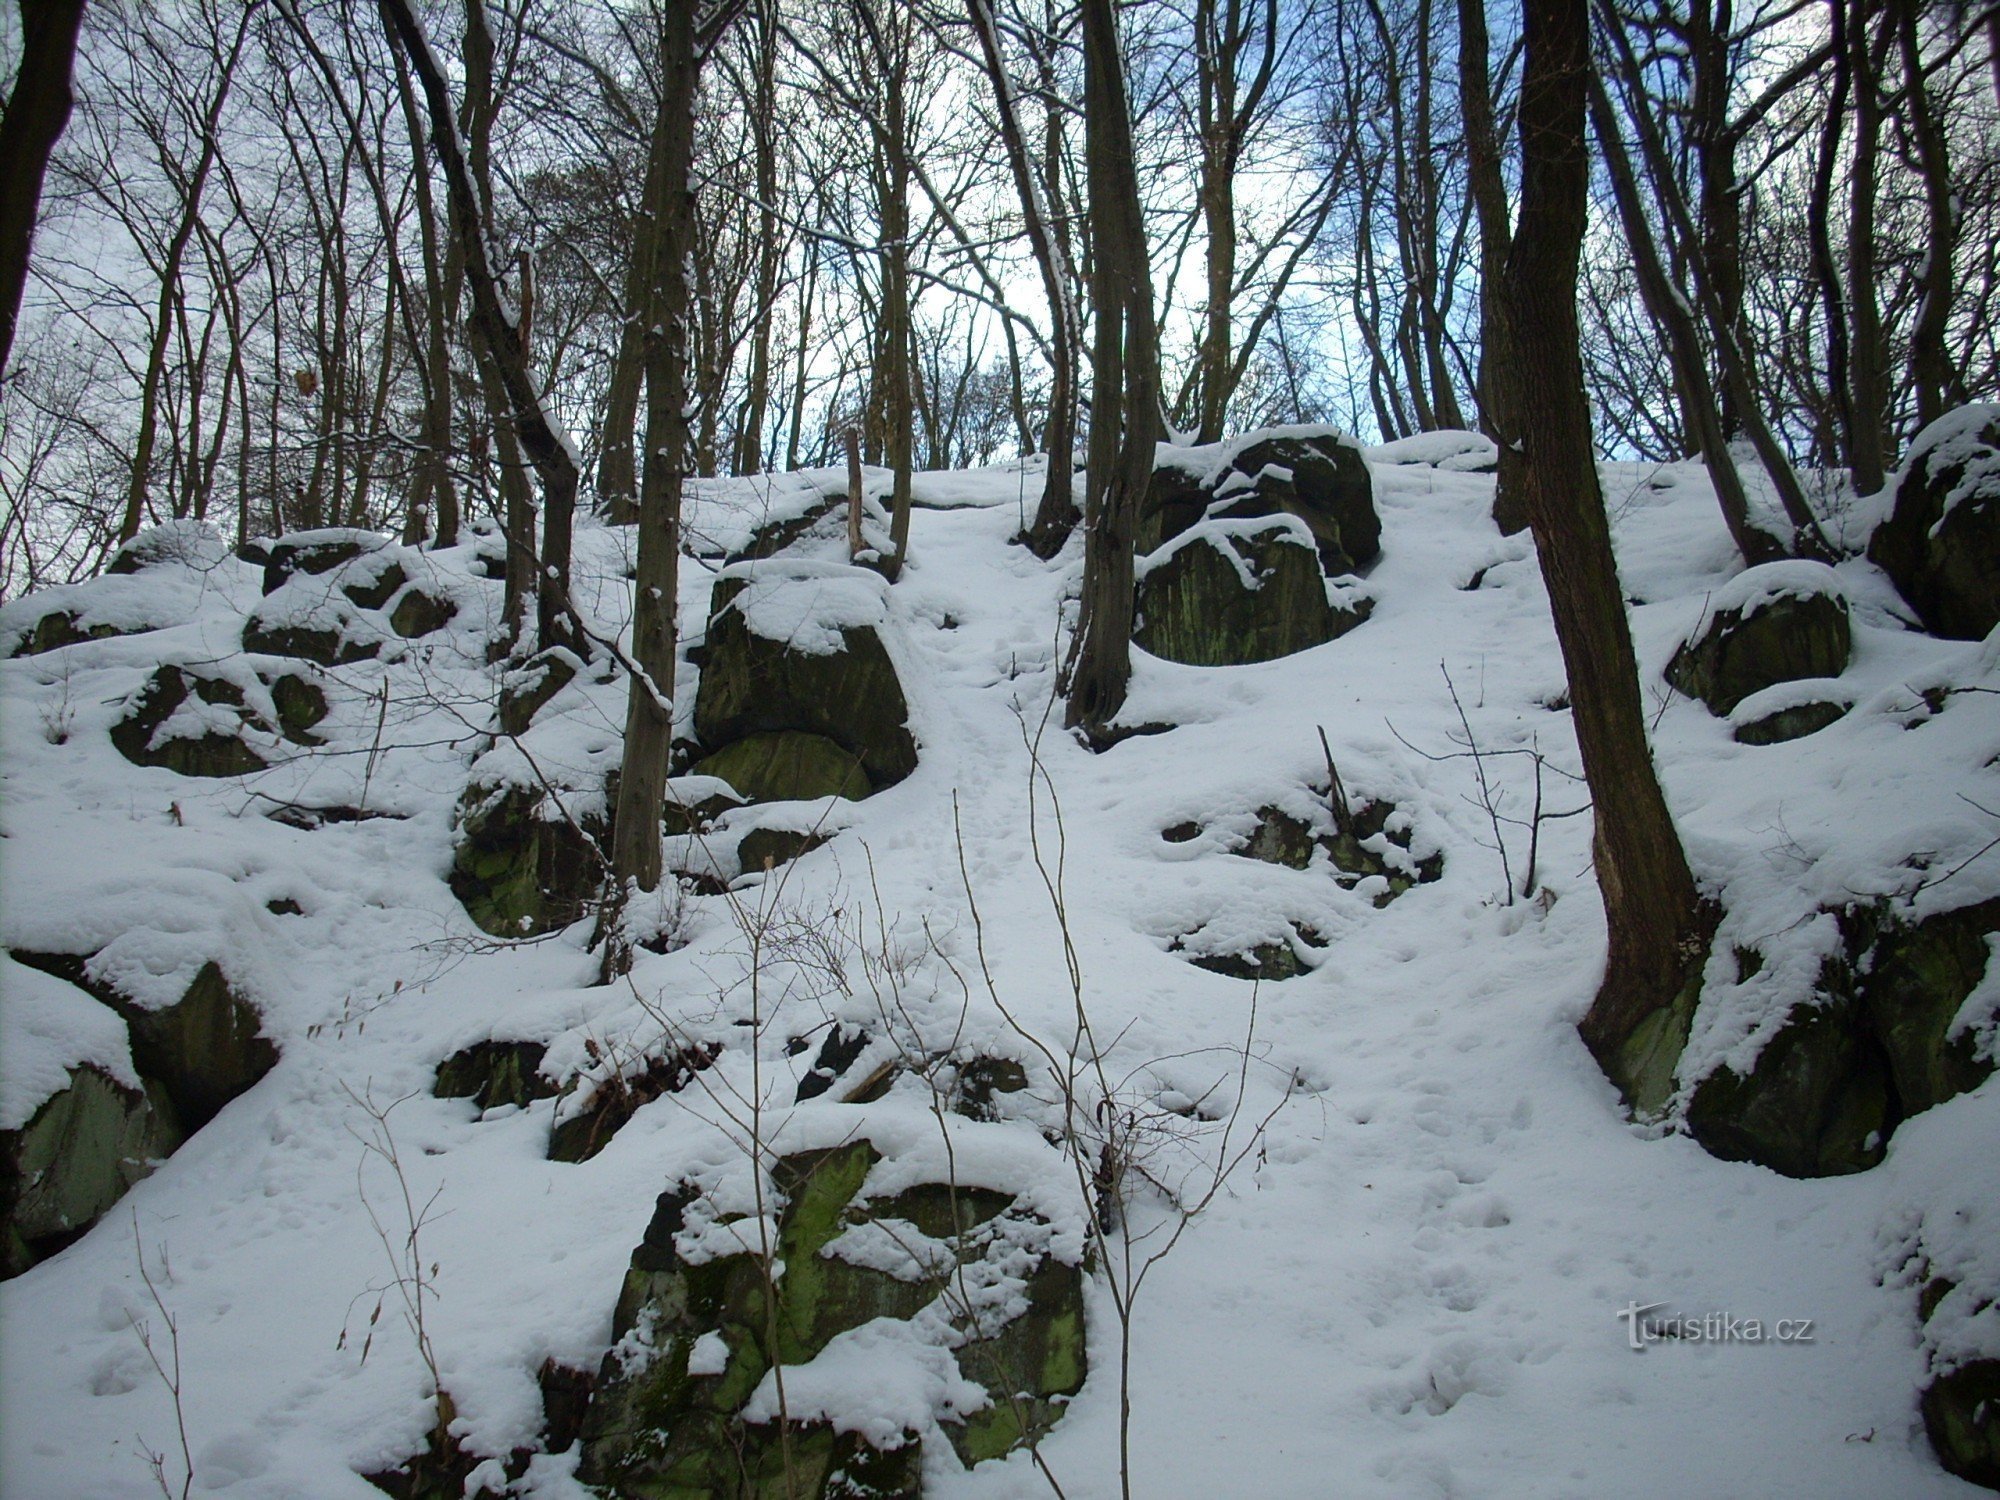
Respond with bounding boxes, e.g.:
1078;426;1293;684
1459;0;1529;534
0;0;87;386
382;0;581;651
1504;0;1711;1112
604;0;698;948
968;0;1080;557
1066;0;1159;737
1586;71;1780;565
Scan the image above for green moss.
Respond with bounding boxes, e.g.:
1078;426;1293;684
580;1141;1086;1495
694;734;870;806
693;578;916;792
433;1040;554;1111
1612;972;1703;1122
1921;1358;2000;1488
449;783;607;937
1685;1001;1893;1177
109;666;273;778
2;1066;181;1279
1134;526;1339;667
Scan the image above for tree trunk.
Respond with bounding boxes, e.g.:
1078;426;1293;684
382;0;581;654
1458;0;1528;534
604;0;699;964
0;0;86;385
1847;0;1890;496
1586;72;1780;565
1066;0;1159;737
968;0;1079;557
1896;0;1959;430
1504;0;1711;1113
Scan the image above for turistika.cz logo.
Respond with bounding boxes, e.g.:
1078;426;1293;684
1616;1301;1816;1351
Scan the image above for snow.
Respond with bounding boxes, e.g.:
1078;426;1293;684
1;452;1997;1499
722;558;891;654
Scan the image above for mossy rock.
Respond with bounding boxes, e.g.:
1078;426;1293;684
109;666;271;778
340;558;409;611
124;962;277;1132
1135;522;1357;667
498;649;580;737
6;953;275;1138
1733;698;1848;745
737;826;832;874
1211;798;1442;902
693;577;916;792
1922;1359;2000;1489
1665;568;1851;715
1133;457;1214;556
388;586;457;639
1844;897;1999;1115
6;610;136;658
694;732;870;808
267;670;329;742
1869;403;2000;639
1241;806;1317;869
547;1042;721;1163
578;1140;1083;1496
241;614;382;667
106;520;230;575
1134;429;1380;576
1682;898;1998;1175
262;529;390;595
1;1065;182;1280
1685;1000;1895;1177
724;488;849;566
450;782;608;938
1186;925;1324;981
1325;799;1444;903
433;1040;556;1112
1211;430;1380;575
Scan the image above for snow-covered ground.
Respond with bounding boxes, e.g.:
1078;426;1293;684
1;448;1995;1498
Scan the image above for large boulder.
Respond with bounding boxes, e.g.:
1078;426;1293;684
577;1139;1084;1495
2;1065;180;1278
0;957;184;1279
1137;426;1379;576
1665;561;1851;715
449;781;609;938
106;519;232;576
261;527;392;595
1134;518;1365;667
691;732;870;805
109;664;325;777
692;566;917;794
1869;403;2000;638
1685;897;1999;1177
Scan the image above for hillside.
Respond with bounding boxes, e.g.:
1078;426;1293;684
2;434;1997;1500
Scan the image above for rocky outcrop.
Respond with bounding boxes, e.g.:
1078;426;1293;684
1685;897;1999;1177
1137;426;1380;576
434;1041;558;1113
692;732;870;806
2;1065;180;1278
547;1042;721;1163
692;568;917;798
1135;520;1366;667
1666;562;1851;715
576;1138;1084;1495
3;953;276;1275
6;610;136;658
1869;403;2000;639
110;664;324;777
1169;793;1443;904
261;528;391;594
449;781;608;938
